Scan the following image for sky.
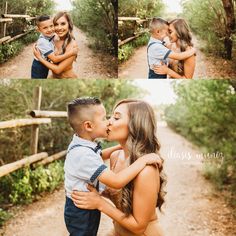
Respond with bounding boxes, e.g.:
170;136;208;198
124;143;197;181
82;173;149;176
163;0;183;13
134;80;177;106
54;0;73;11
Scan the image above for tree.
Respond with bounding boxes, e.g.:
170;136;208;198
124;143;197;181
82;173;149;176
221;0;235;59
182;0;235;59
71;0;118;55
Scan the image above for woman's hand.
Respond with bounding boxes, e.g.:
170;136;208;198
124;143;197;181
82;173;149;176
71;184;103;210
153;64;169;75
72;45;79;56
33;44;42;60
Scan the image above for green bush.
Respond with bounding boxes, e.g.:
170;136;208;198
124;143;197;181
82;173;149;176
0;31;39;64
165;80;236;205
0;161;64;206
118;33;149;63
71;0;117;55
118;44;134;63
0;208;11;227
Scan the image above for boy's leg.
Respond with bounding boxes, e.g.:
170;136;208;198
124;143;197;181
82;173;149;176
64;197;101;236
31;59;48;79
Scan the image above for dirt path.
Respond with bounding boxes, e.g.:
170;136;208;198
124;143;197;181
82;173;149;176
118;36;235;79
1;124;236;236
0;28;116;79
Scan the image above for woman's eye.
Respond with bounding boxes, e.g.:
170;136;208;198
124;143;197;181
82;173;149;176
114;117;119;120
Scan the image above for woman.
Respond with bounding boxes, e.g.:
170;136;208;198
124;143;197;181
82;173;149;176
34;11;78;78
72;99;166;236
154;18;196;79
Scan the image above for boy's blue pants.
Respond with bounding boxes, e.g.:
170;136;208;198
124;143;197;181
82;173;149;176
31;59;49;79
148;69;167;79
64;196;101;236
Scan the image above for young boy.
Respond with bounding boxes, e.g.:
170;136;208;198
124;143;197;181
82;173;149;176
147;17;196;79
31;15;78;79
64;97;161;236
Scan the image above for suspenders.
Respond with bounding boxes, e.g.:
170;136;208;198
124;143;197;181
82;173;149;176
147;42;158;69
67;143;102;191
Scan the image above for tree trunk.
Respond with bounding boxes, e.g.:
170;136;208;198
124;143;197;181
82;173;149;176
221;0;235;59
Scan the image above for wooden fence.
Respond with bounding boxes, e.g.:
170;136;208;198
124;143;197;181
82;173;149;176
118;16;150;47
0;1;36;44
0;86;68;178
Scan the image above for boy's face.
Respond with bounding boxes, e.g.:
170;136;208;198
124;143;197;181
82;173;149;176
37;19;55;38
90;104;109;139
154;25;169;41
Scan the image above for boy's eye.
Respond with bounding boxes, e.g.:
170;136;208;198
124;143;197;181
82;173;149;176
106;115;111;119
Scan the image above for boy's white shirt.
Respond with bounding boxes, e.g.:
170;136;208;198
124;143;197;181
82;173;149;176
64;134;107;199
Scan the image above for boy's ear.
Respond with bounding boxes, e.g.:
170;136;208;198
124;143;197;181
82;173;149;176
83;121;93;132
36;26;40;32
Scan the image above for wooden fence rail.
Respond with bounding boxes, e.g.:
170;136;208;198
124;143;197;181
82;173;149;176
0;152;48;178
0;118;51;129
0;86;68;178
0;1;36;44
118;16;150;46
29;110;67;118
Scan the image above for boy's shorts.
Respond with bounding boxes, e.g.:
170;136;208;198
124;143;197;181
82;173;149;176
31;59;49;79
64;196;101;236
148;69;167;79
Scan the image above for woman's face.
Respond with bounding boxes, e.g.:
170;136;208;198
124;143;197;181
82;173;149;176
169;24;178;43
107;103;129;143
54;16;69;38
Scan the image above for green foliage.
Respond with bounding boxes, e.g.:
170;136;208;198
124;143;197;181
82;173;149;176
0;79;142;164
0;161;64;206
71;0;117;55
118;33;149;63
165;80;236;201
0;0;55;16
0;32;39;63
118;44;134;62
0;208;11;227
119;0;165;18
181;0;235;58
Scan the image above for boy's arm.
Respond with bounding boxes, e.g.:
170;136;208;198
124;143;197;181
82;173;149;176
98;153;161;189
47;46;78;63
101;145;122;160
168;48;196;60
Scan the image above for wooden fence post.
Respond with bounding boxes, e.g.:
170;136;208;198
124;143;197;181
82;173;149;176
3;1;8;37
30;86;42;155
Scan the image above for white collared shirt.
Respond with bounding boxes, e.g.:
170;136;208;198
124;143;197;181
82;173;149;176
64;134;107;198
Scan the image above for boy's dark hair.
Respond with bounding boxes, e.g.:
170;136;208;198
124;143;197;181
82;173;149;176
36;15;51;27
149;17;169;33
67;97;101;132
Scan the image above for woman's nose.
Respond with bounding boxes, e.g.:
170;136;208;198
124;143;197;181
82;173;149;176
108;119;113;125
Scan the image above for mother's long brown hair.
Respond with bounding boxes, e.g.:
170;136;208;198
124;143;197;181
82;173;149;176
114;99;166;216
170;18;194;75
53;11;75;54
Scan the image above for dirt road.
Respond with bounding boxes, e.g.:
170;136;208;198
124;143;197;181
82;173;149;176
1;124;236;236
0;28;116;79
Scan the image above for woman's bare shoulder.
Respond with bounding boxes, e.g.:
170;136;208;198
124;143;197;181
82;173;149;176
136;165;159;182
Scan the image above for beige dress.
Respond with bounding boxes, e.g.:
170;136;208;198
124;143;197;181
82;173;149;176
103;154;164;236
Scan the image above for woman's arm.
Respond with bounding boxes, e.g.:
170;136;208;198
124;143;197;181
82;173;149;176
153;54;196;79
73;166;159;234
47;46;78;64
